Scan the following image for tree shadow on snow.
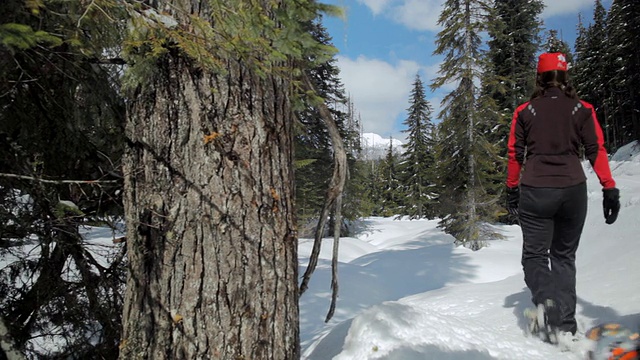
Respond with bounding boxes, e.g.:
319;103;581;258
302;318;352;360
299;226;478;355
382;345;496;360
577;297;640;332
346;217;376;236
305;331;497;360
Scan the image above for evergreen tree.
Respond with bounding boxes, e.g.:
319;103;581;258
544;29;574;64
605;0;640;147
295;18;367;237
347;155;375;218
626;0;640;143
379;138;402;217
431;0;496;249
0;0;126;357
573;14;590;103
363;159;382;215
476;73;511;223
340;101;369;230
485;0;543;147
573;1;610;146
483;0;543;223
294;17;348;236
398;74;437;219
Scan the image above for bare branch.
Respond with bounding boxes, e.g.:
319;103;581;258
325;194;342;323
0;173;119;185
77;0;96;27
298;73;349;322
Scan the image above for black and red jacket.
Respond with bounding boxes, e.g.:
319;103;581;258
506;87;616;189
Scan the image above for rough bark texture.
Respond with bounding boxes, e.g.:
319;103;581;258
120;18;299;360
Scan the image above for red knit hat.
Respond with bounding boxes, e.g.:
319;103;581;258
537;52;568;73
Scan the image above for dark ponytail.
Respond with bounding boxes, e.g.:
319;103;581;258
530;70;578;100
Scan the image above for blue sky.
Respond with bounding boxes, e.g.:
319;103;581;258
321;0;612;141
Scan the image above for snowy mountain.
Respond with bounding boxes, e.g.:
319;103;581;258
360;132;404;160
299;141;640;360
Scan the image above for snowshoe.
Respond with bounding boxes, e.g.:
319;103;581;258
586;323;640;360
524;299;560;345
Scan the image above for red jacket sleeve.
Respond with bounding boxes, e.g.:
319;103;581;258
506;103;528;188
580;101;616;189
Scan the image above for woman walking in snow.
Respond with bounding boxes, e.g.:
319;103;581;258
505;52;620;341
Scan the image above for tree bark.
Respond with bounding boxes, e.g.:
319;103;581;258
120;22;299;360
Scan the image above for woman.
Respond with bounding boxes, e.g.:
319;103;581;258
505;52;621;341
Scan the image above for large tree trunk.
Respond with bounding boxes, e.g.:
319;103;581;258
119;14;299;360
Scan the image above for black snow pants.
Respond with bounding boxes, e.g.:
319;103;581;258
519;182;588;335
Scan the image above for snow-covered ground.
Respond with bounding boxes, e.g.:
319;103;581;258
3;141;638;359
299;141;640;360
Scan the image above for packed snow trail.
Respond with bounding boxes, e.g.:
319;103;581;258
299;142;640;359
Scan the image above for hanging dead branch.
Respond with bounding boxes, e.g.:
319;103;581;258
298;73;348;322
325;194;342;322
0;173;120;184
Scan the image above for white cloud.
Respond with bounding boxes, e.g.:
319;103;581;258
357;0;601;32
356;0;444;31
541;0;598;18
356;0;393;15
336;55;420;136
392;0;444;31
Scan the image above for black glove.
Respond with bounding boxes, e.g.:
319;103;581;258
603;188;620;225
506;187;520;216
